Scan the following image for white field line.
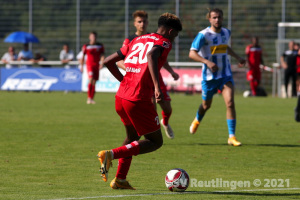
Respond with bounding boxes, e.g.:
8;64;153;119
39;187;300;200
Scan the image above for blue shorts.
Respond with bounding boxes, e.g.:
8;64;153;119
201;76;234;101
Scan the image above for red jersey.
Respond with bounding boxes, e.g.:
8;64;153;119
122;34;138;47
297;55;300;73
116;33;172;101
82;42;105;67
245;44;262;68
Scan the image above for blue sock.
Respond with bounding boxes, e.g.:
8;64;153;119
227;119;236;137
196;112;204;122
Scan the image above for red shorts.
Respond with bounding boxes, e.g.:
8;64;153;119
87;65;99;80
115;96;160;136
247;70;261;81
159;74;171;101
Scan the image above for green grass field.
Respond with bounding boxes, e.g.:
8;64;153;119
0;91;299;200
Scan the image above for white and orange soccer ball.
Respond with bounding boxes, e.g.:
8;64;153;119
165;168;190;192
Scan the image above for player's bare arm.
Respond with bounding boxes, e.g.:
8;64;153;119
147;46;163;103
103;52;124;82
227;47;246;67
99;54;105;69
116;60;126;71
189;50;218;72
163;61;179;80
79;51;85;73
80;59;85;73
280;56;287;69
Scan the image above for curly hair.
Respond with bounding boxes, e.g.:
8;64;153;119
158;13;182;31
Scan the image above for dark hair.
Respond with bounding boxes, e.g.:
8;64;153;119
90;31;97;38
206;8;223;19
158;13;182;31
132;10;148;19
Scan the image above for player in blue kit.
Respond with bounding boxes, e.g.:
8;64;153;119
189;8;246;146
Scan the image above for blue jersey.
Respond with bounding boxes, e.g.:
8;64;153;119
190;27;232;81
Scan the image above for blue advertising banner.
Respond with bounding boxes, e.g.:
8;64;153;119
0;68;82;91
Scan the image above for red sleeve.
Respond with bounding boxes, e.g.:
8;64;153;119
82;45;87;55
297;56;300;67
245;45;250;55
122;38;130;47
119;43;130;58
156;39;172;56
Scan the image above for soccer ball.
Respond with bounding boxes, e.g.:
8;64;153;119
243;90;251;98
165;168;190;192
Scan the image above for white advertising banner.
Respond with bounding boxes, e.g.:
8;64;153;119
81;66;126;92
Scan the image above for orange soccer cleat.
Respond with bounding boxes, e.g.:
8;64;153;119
97;150;113;182
189;118;200;134
228;136;242;146
110;177;136;190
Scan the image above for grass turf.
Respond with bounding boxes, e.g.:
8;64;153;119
0;91;299;200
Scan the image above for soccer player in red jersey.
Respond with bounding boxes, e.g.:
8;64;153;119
80;31;105;104
117;10;179;139
97;13;182;189
245;36;264;96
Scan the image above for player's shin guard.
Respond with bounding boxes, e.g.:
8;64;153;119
162;110;172;125
91;85;96;99
297;95;300;110
116;157;132;180
112;141;140;159
250;80;257;96
227;119;236;137
88;83;93;98
295;95;300;122
196;111;204;122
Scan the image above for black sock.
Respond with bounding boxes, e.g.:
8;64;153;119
297;95;300;111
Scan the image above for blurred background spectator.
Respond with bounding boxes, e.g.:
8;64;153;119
1;46;17;69
59;44;74;68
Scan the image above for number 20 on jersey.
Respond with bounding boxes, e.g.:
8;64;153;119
124;42;154;64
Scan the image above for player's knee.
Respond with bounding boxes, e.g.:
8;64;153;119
153;135;163;150
202;104;211;110
226;100;235;109
127;135;140;143
154;139;163;150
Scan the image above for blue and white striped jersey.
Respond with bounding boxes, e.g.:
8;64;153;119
190;27;232;81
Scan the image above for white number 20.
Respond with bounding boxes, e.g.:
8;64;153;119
124;42;154;64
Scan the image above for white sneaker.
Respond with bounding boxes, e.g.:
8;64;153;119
160;119;174;139
90;99;96;104
87;98;96;104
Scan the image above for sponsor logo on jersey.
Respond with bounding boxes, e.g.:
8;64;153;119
249;47;262;52
1;69;58;90
210;44;228;54
126;67;141;73
86;45;103;50
136;35;159;41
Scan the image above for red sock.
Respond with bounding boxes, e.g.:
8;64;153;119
250;80;257;96
112;141;140;159
116;157;132;180
162;110;172;125
87;83;92;98
91;85;96;99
